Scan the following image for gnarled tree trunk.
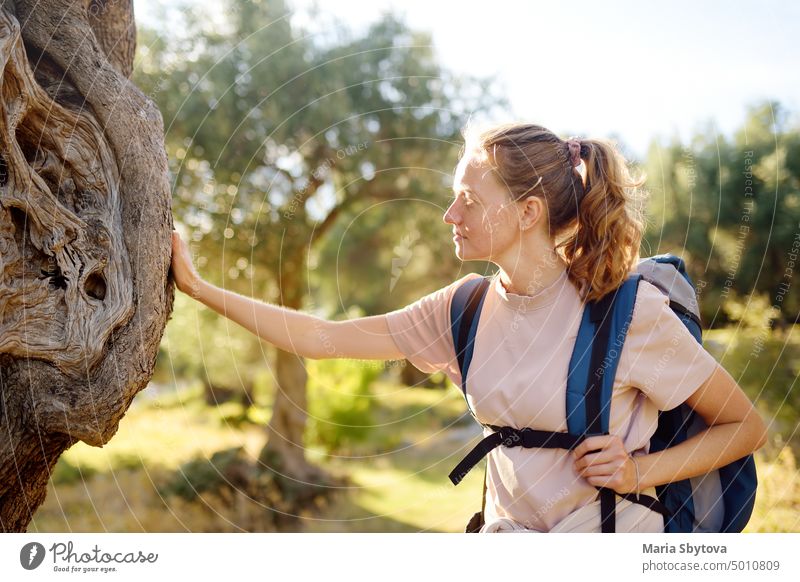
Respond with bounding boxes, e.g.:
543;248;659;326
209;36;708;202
0;0;173;531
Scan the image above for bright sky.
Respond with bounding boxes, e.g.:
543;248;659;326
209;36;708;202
136;0;799;159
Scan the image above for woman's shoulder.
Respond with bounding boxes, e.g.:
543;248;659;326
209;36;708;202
619;277;718;409
621;278;682;347
442;272;487;306
631;278;670;319
457;271;487;284
444;271;487;297
392;271;485;315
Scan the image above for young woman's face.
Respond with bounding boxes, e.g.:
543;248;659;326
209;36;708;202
443;153;521;261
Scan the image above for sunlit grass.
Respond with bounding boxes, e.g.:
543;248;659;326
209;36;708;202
30;378;483;532
55;381;270;474
748;443;800;532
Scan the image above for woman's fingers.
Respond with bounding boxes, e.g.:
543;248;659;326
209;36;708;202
575;457;628;491
575;450;612;469
576;461;618;478
173;231;190;264
574;447;627;469
572;434;619;459
573;447;638;494
573;435;626;469
170;229;201;294
172;230;187;254
572;434;637;493
584;458;637;493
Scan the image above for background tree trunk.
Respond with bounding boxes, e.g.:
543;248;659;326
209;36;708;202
260;250;333;488
0;0;173;531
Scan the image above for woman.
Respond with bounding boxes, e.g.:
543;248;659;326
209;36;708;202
170;122;768;533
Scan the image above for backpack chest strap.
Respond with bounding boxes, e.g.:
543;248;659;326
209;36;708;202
448;426;584;486
449;424;670;520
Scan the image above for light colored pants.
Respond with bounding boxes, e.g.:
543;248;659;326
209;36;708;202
480;489;665;533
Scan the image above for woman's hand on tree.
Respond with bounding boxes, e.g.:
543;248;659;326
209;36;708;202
170;230;203;298
572;434;638;494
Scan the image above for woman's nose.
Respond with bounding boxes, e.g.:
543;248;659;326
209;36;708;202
443;201;460;225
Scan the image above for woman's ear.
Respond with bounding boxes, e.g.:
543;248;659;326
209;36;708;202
518;196;545;231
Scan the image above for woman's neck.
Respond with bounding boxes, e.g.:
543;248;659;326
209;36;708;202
497;250;568;297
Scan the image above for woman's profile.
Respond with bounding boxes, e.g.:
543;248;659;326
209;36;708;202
169;122;767;533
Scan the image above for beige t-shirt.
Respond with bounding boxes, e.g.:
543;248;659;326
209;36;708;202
384;265;719;532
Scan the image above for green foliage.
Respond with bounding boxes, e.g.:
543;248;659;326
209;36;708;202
706;326;800;442
749;444;800;533
721;291;780;330
643;100;800;326
158;446;252;501
153;292;268;390
51;458;98;486
134;0;504;303
305;359;382;454
51;453;145;486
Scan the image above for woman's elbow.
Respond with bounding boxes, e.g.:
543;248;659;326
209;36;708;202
745;409;769;451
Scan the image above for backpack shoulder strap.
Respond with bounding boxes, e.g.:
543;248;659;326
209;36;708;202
566;274;643;533
450;275;492;532
566;274;643;436
450;275;492;401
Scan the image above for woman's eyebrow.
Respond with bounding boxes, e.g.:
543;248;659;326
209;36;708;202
452;185;479;198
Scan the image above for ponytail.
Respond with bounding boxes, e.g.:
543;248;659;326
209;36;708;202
557;138;647;302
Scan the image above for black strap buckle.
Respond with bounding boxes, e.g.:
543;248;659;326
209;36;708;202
499;426;522;448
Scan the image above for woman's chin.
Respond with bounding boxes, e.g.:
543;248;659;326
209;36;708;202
454;245;471;261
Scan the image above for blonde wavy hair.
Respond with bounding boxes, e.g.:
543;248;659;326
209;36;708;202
463;122;648;303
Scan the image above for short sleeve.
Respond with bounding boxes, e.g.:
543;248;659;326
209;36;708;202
384;273;481;385
617;280;719;411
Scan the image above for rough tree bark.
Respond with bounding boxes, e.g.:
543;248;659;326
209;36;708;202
0;0;173;531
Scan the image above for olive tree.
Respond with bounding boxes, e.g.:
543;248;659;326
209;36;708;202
0;0;172;531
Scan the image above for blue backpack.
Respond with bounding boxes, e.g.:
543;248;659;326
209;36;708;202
448;254;758;533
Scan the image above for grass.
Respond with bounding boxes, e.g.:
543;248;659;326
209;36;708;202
29;379;485;532
748;441;800;532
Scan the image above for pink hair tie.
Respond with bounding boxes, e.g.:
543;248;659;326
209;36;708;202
566;138;582;167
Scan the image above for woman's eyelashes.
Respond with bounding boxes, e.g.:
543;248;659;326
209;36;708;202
449;190;474;207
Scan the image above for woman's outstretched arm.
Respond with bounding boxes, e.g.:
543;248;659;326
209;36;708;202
170;230;405;361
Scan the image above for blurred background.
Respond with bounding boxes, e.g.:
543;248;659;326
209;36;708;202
31;0;799;532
